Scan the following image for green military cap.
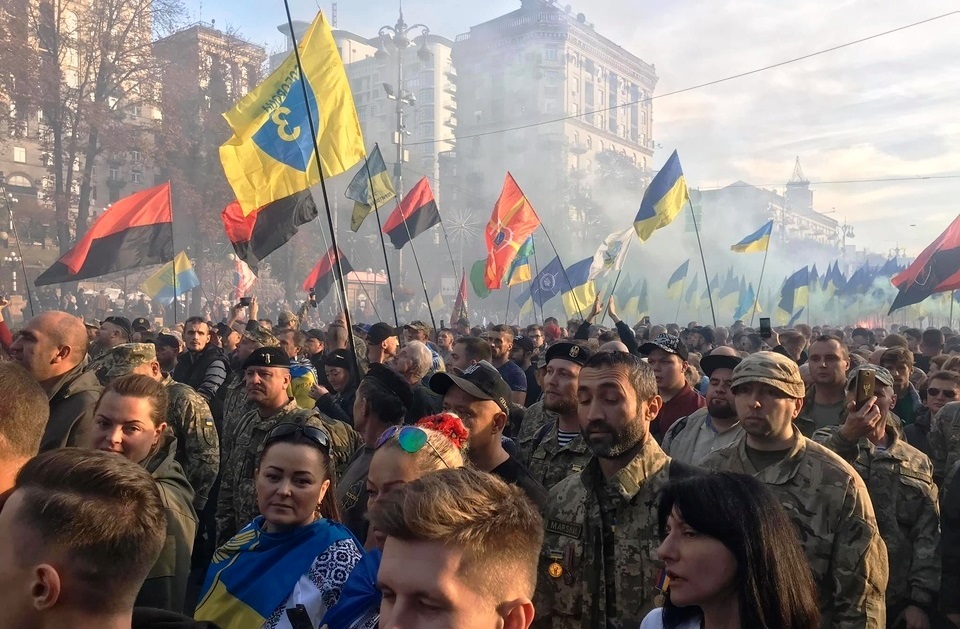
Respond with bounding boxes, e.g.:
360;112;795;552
845;364;894;389
240;321;280;348
102;343;158;380
277;310;299;328
731;351;805;399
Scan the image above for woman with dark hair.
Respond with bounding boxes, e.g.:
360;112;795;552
87;374;197;613
641;472;820;629
195;423;363;629
310;348;359;424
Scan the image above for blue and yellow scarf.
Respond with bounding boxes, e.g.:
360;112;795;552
195;517;353;628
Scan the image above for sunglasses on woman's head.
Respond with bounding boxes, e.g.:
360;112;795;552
375;425;449;469
264;423;330;450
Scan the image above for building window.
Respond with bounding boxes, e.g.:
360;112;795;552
13;147;26;163
131;150;141;162
131;105;142;117
545;47;558;61
132;171;142;184
109;166;120;180
545;70;558;86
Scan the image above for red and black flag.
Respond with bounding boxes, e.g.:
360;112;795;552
303;246;355;303
452;270;468;324
221;190;318;274
382;176;440;249
889;214;960;313
35;183;173;286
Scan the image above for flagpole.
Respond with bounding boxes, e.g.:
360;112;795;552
353;274;382;321
283;3;359;376
750;243;770;328
504;282;512;323
530;237;545;324
313;215;347;316
366;143;400;327
674;277;685;324
688;198;716;326
390;201;437;331
602;238;634;325
435;211;461;284
536;222;584;319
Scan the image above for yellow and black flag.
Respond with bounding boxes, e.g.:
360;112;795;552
345;144;396;231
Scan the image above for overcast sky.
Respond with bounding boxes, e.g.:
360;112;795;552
202;0;960;258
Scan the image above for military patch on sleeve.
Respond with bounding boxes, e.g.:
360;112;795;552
546;518;583;539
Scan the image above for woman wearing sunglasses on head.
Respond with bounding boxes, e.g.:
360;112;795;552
320;413;468;629
641;472;820;629
195;422;363;629
87;374;198;613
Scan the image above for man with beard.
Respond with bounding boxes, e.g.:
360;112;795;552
485;324;527;405
534;351;694;628
661;347;744;465
701;352;888;629
521;342;593;490
796;335;851;436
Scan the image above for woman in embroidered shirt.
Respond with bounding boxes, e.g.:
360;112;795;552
320;413;468;629
195;423;362;629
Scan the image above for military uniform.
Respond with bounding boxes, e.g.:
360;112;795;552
929;401;960;488
813;424;940;615
219;371;255;457
701;431;889;629
161;374;220;513
526;420;591;490
533;439;672;629
517;400;558;464
215;398;362;544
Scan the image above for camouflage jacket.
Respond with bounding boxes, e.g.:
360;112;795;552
215;398;361;544
517;400;558;465
929;401;960;488
701;432;889;629
219;371;255;458
533;439;672;629
161;375;219;513
812;425;940;609
527;419;591;491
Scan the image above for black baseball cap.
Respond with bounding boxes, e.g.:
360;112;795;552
102;316;132;338
429;360;511;413
305;328;325;342
132;317;151;332
242;347;290;370
367;322;399;345
700;353;743;377
639;334;689;361
513;335;534;353
154;333;180;350
363;363;414;409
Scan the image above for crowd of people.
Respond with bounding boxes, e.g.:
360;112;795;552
1;289;960;629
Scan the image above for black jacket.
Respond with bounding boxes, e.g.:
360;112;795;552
943;465;960;614
41;362;103;451
137;431;198;613
133;608;220;628
172;345;228;419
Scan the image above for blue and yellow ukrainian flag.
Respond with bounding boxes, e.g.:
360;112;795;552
345;143;396;232
718;273;741;315
141;251;200;305
561;257;596;318
220;12;365;215
777;267;810;324
633;150;689;242
730;220;773;253
667;260;689;300
684;273;700;310
637;279;650;320
506;236;535;286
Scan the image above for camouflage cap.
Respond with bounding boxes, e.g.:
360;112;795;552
846;364;894;389
240;322;280;348
102;343;158;380
277;310;299;327
731;351;805;398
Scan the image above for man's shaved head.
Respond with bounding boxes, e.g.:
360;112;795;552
10;312;89;383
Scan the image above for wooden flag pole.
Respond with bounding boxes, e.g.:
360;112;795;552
283;2;359;376
687;197;716;326
366;143;400;327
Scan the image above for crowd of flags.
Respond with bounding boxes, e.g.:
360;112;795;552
27;9;960;328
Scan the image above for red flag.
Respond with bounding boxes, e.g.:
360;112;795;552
452;271;468;324
889;214;960;313
382;177;440;249
303;246;355;303
36;182;173;286
484;173;541;289
221;191;318;273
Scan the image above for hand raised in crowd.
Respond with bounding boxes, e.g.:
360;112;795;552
249;295;259;320
839;396;881;444
586;294;603;322
309;383;330;400
606;295;620;323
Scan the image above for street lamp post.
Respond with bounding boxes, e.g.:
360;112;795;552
0;172;35;317
375;9;432;279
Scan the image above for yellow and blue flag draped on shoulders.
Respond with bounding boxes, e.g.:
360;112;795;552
561;257;595;318
634;150;689;242
731;220;773;253
506;236;535;286
141;251;199;305
345;143;396;232
195;517;356;627
220;12;365;215
667;260;689;300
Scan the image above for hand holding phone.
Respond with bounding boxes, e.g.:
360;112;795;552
237;296;252;308
759;317;772;339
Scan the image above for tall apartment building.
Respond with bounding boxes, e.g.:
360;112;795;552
452;0;658;255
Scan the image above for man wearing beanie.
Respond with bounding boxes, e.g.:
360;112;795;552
701;351;888;629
